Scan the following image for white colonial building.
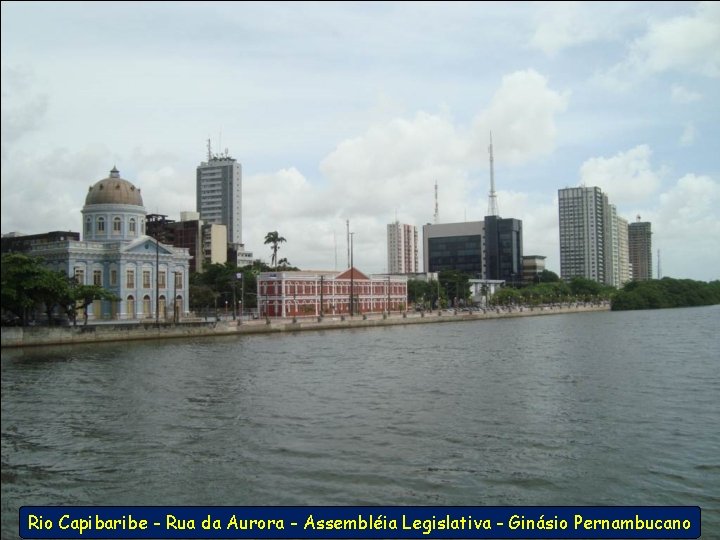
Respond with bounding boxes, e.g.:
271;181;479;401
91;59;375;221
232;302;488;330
29;167;191;321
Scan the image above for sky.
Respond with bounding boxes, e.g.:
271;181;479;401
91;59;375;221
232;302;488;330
2;1;719;281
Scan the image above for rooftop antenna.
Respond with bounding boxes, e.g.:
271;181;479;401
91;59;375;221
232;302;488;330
207;138;212;161
334;231;337;271
637;214;642;222
433;180;439;224
487;131;499;216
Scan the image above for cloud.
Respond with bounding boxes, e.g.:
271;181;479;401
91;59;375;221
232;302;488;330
579;145;662;204
0;66;49;161
240;69;569;272
671;84;702;103
679;123;696;147
471;70;569;165
599;2;720;88
530;1;622;55
647;173;720;280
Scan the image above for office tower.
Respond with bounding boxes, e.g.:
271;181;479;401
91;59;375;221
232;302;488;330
558;186;609;283
484;215;523;284
628;218;652;281
387;221;418;274
196;143;242;247
423;221;485;276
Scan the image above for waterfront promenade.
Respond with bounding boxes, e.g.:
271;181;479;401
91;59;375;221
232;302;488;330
1;303;609;349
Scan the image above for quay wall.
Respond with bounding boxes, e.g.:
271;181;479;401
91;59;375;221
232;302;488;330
1;304;610;349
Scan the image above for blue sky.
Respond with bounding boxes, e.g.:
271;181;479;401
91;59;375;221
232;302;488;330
2;1;719;280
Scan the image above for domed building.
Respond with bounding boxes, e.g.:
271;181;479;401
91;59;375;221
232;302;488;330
32;167;191;322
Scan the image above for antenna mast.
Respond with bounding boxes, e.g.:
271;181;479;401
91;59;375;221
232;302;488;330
346;219;350;268
433;180;439;224
207;138;212;161
487;131;499;216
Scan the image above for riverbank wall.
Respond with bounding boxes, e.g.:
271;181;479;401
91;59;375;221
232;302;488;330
1;303;610;349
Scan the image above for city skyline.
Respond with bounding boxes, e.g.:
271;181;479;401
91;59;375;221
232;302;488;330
2;2;718;281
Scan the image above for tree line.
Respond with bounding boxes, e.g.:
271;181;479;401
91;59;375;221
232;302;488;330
1;253;117;326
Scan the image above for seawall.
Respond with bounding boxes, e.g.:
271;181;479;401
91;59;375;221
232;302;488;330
1;303;610;349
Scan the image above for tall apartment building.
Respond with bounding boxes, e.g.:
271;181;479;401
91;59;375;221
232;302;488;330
559;186;633;286
616;215;631;285
628;219;652;281
387;221;418;274
558;186;609;283
196;145;252;266
196;149;242;246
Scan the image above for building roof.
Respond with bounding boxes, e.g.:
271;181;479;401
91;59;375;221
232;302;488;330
84;167;144;207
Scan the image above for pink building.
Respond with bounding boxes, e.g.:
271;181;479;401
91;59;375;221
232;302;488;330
257;268;408;318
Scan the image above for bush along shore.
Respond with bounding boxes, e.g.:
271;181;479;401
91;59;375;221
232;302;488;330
611;277;720;311
1;302;609;349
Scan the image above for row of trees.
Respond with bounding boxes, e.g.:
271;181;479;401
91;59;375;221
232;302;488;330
1;254;117;326
611;278;720;310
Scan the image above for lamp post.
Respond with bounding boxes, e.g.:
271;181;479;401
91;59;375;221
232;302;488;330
350;232;354;316
173;271;178;323
155;234;160;325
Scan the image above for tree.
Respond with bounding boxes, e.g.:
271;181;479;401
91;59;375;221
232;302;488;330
264;231;286;269
69;284;119;326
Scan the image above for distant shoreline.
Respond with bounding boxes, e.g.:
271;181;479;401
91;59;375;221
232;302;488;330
1;303;610;349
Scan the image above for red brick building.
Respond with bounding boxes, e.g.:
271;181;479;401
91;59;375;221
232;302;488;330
257;268;408;318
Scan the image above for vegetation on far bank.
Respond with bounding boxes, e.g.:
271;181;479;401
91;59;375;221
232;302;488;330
611;277;720;311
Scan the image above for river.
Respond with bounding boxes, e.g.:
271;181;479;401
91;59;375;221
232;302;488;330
2;306;719;537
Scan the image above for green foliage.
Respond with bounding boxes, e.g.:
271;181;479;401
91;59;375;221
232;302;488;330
407;278;444;309
438;270;471;305
264;231;287;269
612;278;720;311
538;269;561;283
1;253;118;326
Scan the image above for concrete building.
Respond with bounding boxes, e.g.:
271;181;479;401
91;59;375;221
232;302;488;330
196;146;252;266
422;221;485;277
629;219;652;281
257;268;408;318
27;167;191;321
558;186;609;284
387;221;418;274
617;215;631;285
484;215;523;284
2;231;80;254
522;255;546;284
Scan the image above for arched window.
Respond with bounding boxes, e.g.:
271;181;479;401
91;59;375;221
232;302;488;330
85;218;92;235
140;219;145;234
97;217;105;232
113;217;122;234
126;295;135;320
143;295;151;317
129;218;136;234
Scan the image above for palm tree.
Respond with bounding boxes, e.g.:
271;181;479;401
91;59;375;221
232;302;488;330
264;231;286;269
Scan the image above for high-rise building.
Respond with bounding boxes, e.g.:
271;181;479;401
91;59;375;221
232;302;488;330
484;215;523;284
423;221;485;276
616;215;631;286
196;143;252;266
387;221;418;274
558;186;609;283
628;219;652;281
196;147;242;246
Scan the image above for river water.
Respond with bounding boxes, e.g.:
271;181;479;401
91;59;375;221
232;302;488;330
2;306;719;538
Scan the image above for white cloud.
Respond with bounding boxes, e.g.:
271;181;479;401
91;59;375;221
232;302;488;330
579;145;662;204
471;70;569;165
599;2;720;88
646;173;720;280
679;123;697;147
530;1;622;55
671;84;702;103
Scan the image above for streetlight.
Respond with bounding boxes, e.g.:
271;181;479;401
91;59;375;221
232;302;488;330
349;232;354;316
